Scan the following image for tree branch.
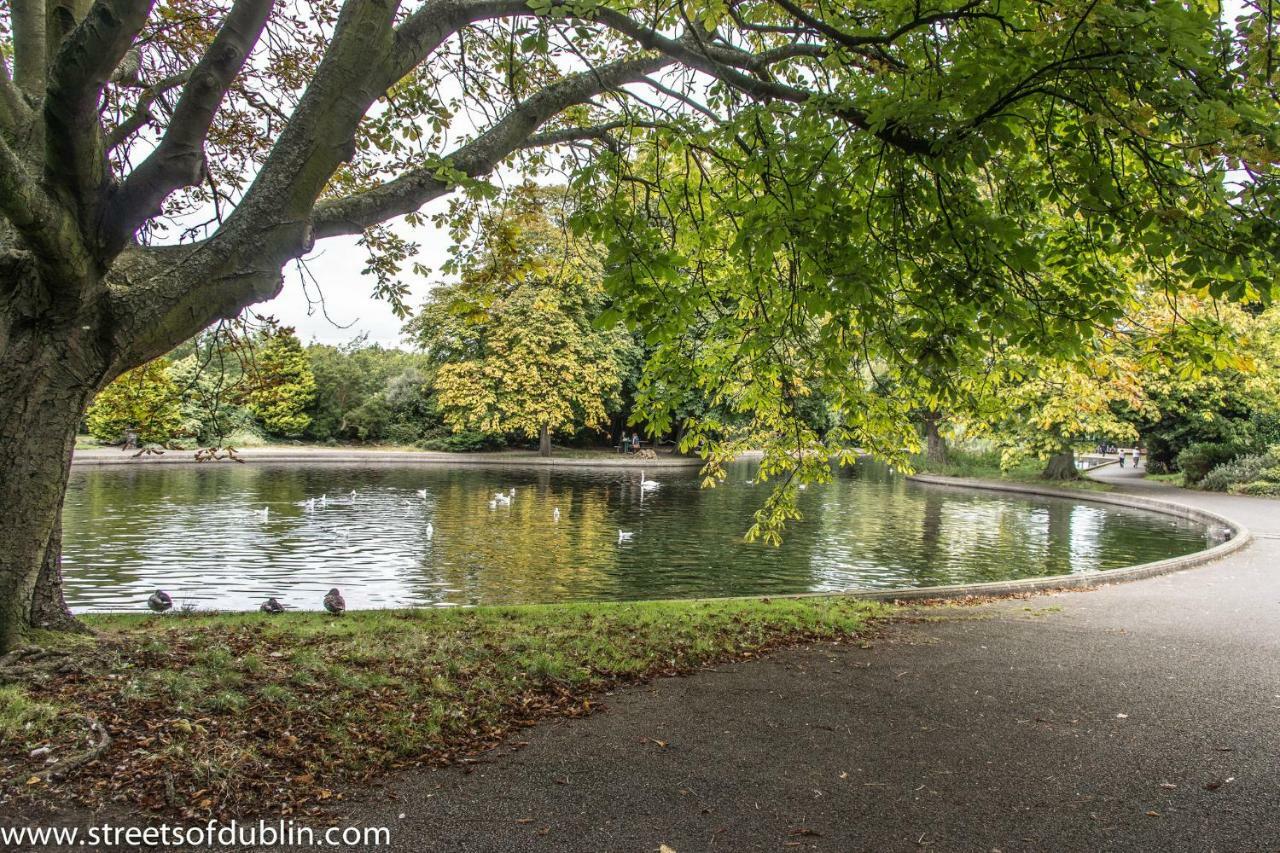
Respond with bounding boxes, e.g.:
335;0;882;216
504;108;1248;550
11;0;48;96
590;7;938;156
102;70;191;151
43;0;154;223
0;135;93;285
106;0;273;255
0;59;35;138
312;52;671;239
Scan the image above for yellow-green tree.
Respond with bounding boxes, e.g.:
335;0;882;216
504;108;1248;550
242;327;317;438
86;359;184;446
410;190;628;456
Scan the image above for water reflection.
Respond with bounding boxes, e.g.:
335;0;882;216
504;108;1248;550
60;460;1212;612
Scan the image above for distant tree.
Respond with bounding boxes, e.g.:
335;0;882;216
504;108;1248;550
304;340;437;443
1121;301;1280;471
86;359;183;446
409;189;629;456
242;327;316;438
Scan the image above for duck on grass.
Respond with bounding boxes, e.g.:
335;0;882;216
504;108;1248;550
0;597;889;820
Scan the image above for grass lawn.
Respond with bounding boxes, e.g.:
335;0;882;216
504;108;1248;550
0;597;888;819
914;448;1113;492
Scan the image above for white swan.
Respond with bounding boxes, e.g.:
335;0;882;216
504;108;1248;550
553;507;561;522
304;498;316;511
416;489;428;499
509;487;517;497
350;489;358;502
640;470;660;491
618;530;634;543
319;494;328;507
256;506;270;520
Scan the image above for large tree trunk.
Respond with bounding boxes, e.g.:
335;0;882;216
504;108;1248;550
1041;449;1079;481
0;340;97;649
922;411;948;466
539;422;552;457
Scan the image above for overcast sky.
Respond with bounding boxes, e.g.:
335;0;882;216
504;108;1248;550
263;197;455;349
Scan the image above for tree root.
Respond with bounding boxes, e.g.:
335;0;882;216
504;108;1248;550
36;715;111;782
0;645;78;685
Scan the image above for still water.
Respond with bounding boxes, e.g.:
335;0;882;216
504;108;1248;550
60;461;1212;612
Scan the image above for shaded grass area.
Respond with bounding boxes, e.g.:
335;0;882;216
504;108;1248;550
914;447;1113;492
1;597;888;819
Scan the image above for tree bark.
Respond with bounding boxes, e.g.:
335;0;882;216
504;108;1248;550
0;330;98;648
673;418;689;456
1041;449;1078;481
922;411;948;466
539;422;551;457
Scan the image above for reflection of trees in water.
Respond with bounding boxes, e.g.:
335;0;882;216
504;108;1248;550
59;461;1211;611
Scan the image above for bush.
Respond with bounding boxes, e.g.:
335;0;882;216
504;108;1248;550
1229;480;1280;496
1200;448;1280;493
418;430;502;452
1176;442;1247;485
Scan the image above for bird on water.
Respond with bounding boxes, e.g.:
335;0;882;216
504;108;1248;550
323;588;346;615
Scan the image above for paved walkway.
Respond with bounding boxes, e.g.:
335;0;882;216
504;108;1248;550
328;467;1280;852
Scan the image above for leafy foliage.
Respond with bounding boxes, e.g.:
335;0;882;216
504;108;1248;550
241;327;317;438
85;359;184;446
409;188;632;449
1199;447;1280;493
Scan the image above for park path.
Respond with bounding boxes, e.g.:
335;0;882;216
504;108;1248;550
326;466;1280;852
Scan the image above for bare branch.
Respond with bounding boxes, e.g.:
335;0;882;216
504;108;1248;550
106;0;273;254
102;69;191;151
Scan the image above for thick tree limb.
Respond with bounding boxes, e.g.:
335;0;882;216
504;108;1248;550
11;0;48;96
0;136;93;286
106;0;273;254
0;62;34;138
312;52;671;239
43;0;154;221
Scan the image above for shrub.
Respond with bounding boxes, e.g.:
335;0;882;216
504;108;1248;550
1200;447;1280;493
1229;480;1280;496
1176;442;1247;485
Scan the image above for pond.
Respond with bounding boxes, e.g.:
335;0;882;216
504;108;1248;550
60;460;1213;613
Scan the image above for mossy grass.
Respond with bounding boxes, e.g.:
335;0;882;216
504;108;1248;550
3;597;889;819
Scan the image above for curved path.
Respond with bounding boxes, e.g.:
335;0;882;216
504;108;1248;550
327;466;1280;852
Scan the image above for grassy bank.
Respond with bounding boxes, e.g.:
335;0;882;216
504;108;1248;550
914;447;1112;492
1;597;888;819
